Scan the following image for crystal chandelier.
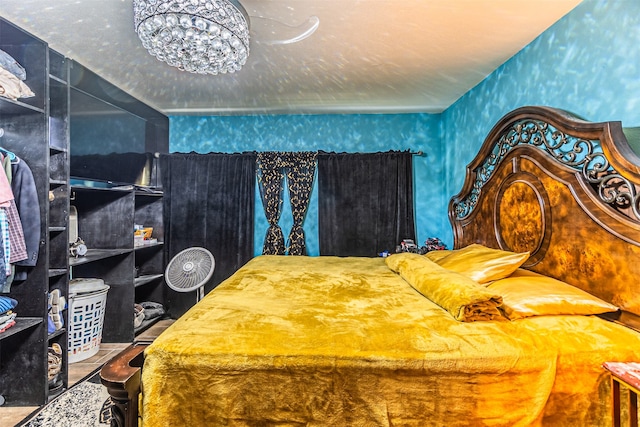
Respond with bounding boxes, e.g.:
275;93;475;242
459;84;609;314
133;0;250;75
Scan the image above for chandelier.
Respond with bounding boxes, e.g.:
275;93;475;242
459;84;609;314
133;0;250;75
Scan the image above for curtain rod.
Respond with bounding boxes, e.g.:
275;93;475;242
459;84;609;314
155;150;426;157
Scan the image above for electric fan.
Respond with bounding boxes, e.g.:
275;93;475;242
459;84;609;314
165;247;215;302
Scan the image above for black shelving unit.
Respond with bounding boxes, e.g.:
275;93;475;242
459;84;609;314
0;17;168;406
0;18;69;406
69;185;165;343
46;47;70;401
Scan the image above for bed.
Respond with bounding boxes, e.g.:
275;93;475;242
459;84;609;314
101;106;640;427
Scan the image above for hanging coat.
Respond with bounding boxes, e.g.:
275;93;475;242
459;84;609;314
11;157;40;280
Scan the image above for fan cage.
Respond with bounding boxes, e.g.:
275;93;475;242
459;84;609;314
165;247;215;292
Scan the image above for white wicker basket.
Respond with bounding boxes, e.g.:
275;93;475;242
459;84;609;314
68;286;109;363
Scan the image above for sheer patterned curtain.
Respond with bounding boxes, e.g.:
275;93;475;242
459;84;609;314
160;152;256;317
256;152;285;255
282;152;317;255
317;150;415;257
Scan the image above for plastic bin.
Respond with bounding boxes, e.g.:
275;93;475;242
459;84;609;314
68;279;109;363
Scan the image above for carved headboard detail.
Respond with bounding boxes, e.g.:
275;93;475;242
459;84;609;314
449;106;640;325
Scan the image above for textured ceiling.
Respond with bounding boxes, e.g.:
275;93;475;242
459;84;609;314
0;0;582;115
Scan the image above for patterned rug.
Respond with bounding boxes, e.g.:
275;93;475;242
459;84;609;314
19;372;112;427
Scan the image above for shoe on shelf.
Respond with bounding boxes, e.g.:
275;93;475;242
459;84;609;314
140;301;165;320
48;343;62;384
134;304;145;329
48;315;56;334
48;289;66;331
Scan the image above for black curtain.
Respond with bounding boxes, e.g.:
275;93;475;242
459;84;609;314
160;152;256;317
317;151;415;257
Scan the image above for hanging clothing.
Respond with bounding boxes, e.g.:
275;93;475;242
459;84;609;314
0;154;27;264
11;156;40;281
0;209;10;276
6;200;27;263
3;154;11;182
0;154;13;207
0;235;6;291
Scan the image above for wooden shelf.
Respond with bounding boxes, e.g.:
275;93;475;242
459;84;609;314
49;145;67;154
48;327;66;341
0;97;45;115
135;189;163;197
49;74;67;84
0;318;42;341
134;241;164;250
135;274;164;288
49;268;68;277
69;248;132;266
71;184;133;193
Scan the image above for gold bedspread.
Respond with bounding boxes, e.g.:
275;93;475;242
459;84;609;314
141;255;640;426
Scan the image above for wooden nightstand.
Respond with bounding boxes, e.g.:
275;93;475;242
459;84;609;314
603;362;640;427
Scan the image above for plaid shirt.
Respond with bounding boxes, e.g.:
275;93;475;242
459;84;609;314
6;200;27;263
0;209;10;275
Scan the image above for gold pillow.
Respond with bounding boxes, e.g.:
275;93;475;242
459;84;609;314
434;244;529;284
487;269;619;320
385;253;505;322
424;250;452;262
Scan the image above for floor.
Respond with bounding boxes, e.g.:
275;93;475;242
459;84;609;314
0;319;173;427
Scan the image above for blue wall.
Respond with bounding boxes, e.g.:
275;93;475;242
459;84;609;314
442;0;640;245
171;0;640;253
170;114;442;256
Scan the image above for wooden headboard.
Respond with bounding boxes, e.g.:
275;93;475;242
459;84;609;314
449;106;640;328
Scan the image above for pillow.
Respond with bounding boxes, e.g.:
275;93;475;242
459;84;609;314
385;253;506;322
424;250;452;262
487;269;619;320
434;244;529;284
